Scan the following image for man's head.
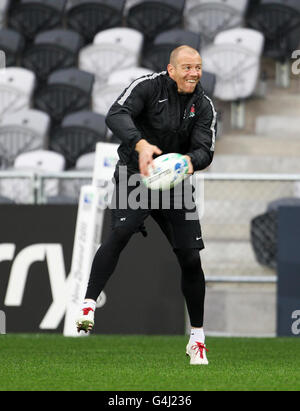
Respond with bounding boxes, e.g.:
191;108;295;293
167;46;202;94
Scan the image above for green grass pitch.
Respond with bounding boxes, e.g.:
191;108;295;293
0;334;299;391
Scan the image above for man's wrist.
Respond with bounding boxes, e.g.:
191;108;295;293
135;139;148;153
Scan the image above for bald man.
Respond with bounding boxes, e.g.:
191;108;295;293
76;46;217;365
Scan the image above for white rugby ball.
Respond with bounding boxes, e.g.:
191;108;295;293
142;153;189;190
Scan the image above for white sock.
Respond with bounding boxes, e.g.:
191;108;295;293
82;299;96;311
189;327;205;344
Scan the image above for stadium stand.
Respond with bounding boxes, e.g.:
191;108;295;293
66;0;126;44
126;0;185;43
0;149;65;203
0;67;36;117
184;0;249;46
142;29;201;72
79;27;144;88
49;110;106;168
1;0;300;336
0;109;50;168
8;0;67;43
22;29;84;84
34;68;94;126
0;28;24;66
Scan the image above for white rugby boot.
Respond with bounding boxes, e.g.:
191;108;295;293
186;341;209;365
76;303;95;333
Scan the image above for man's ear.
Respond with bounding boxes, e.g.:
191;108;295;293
167;64;174;78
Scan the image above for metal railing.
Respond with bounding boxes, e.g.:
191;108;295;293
1;171;300;284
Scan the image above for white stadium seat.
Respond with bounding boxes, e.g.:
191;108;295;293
0;109;50;168
79;27;144;87
107;67;152;86
0;67;36;117
201;28;264;101
93;83;128;116
0;150;66;203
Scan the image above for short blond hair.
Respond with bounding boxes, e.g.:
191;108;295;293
170;45;201;67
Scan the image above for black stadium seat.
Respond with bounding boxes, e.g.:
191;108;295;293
9;0;67;43
0;28;25;66
50;111;107;168
247;0;300;60
127;0;186;43
66;0;126;44
200;71;216;99
142;29;201;71
34;68;94;126
22;29;84;83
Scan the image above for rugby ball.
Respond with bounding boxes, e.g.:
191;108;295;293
142;153;189;190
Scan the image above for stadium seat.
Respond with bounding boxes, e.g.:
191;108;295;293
0;195;15;204
141;29;201;72
93;83;127;116
107;67;153;85
66;0;126;44
0;149;66;203
34;68;94;126
0;0;9;28
59;151;95;199
201;28;264;101
49;110;107;168
0;28;25;66
126;0;185;43
247;0;300;60
8;0;67;42
185;0;249;46
0;67;36;117
22;29;84;84
79;27;143;87
0;109;50;168
200;71;216;98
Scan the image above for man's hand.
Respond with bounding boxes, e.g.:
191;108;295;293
184;155;194;174
135;139;162;176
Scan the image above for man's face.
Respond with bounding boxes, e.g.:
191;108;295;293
168;52;202;94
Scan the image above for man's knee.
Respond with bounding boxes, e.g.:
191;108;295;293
110;226;134;249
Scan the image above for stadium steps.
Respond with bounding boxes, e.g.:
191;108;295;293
201;240;274;277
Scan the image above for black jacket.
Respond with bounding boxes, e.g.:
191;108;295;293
106;71;217;174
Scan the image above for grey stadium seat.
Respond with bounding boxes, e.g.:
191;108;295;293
66;0;126;44
200;71;216;98
0;0;9;28
8;0;67;42
0;109;50;168
0;195;15;204
50;110;107;168
34;68;94;126
142;29;201;72
0;67;36;117
22;29;84;84
126;0;186;43
0;28;25;66
185;0;249;46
